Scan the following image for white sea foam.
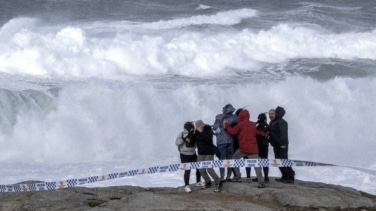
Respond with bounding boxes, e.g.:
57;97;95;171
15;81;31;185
1;17;375;79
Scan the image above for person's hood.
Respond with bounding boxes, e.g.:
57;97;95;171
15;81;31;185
238;109;250;121
275;106;285;119
224;104;236;114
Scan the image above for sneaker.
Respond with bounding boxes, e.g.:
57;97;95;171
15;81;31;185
201;182;212;189
252;178;258;182
226;177;233;182
184;185;192;193
195;182;205;187
214;182;222;192
246;178;252;183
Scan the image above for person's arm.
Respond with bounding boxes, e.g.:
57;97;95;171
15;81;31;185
175;132;184;152
223;120;240;135
213;115;223;135
256;128;267;137
278;121;288;148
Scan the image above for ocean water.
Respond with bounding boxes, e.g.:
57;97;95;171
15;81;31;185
0;0;376;194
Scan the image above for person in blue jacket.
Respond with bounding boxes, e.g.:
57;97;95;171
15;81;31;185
213;104;239;181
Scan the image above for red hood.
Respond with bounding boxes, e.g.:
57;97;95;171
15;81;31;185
238;109;250;121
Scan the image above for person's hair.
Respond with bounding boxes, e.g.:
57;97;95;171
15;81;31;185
235;108;243;116
257;113;267;123
184;122;194;131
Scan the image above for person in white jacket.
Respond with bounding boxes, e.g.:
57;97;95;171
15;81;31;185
175;122;203;193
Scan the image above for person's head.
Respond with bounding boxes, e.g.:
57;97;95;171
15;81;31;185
275;106;286;119
184;122;195;132
235;108;243;116
237;109;250;121
195;120;205;132
222;104;235;114
257;113;267;123
268;109;276;121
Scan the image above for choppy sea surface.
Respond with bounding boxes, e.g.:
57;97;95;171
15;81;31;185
0;0;375;194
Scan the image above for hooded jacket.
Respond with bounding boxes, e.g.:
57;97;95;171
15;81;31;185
213;104;240;145
224;109;259;154
268;106;289;147
175;129;197;155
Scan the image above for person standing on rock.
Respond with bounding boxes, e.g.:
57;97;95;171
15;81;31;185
268;106;295;184
252;113;270;183
213;104;239;182
193;120;222;192
223;109;266;188
175;121;203;193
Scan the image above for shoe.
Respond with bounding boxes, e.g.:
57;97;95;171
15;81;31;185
184;185;192;193
264;177;269;183
233;178;242;183
201;182;212;189
275;178;284;182
214;182;222;192
252;178;258;182
226;177;233;182
195;182;205;187
246;178;252;183
283;179;294;184
257;183;266;188
220;176;226;182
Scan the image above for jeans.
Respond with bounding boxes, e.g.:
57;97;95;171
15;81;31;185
218;143;234;178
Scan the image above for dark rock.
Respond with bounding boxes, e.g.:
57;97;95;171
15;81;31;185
0;178;375;211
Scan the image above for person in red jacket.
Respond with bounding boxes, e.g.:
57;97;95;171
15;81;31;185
223;109;266;188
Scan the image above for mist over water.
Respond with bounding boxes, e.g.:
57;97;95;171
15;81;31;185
0;0;376;194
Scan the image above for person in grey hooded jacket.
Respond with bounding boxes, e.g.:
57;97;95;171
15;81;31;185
213;104;239;181
175;122;202;192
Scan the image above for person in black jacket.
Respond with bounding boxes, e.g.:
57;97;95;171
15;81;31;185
193;120;222;192
268;106;295;183
252;113;270;183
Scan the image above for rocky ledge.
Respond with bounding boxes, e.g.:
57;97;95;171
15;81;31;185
0;178;375;211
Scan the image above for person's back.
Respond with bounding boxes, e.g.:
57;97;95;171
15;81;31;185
226;109;258;154
213;104;239;181
223;109;266;188
255;113;270;183
213;104;239;145
194;124;215;156
193;120;222;192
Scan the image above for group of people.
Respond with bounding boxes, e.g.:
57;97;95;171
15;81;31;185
175;104;295;193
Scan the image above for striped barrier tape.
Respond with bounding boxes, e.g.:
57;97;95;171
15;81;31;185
0;159;371;192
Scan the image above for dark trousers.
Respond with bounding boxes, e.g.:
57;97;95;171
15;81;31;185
245;144;269;178
258;144;269;178
273;145;295;180
180;153;201;185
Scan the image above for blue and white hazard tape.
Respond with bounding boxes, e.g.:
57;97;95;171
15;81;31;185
0;159;365;192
